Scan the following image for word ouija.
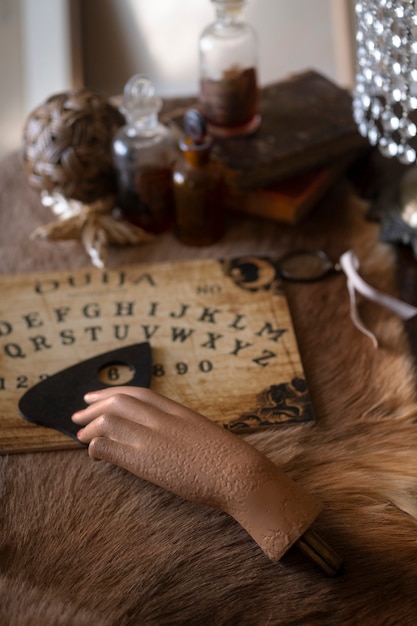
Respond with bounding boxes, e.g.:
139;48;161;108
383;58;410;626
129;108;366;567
32;270;156;294
0;299;288;364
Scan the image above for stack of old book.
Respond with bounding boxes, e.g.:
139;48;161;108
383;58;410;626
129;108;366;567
211;70;369;224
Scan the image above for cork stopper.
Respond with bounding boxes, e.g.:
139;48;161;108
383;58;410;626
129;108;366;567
180;109;213;167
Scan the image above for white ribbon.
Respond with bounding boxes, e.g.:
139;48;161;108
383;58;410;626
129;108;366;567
339;250;417;348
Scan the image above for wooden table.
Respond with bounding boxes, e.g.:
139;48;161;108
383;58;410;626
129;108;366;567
1;150;417;625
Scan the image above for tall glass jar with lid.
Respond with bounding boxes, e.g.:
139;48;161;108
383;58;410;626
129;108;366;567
199;0;260;138
112;75;177;234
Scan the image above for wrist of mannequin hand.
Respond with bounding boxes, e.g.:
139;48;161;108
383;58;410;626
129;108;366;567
225;454;323;562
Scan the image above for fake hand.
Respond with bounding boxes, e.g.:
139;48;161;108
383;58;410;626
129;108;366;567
72;386;322;561
73;386;263;513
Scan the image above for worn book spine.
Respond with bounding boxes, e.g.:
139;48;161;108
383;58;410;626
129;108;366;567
225;154;359;224
225;165;339;224
210;70;369;191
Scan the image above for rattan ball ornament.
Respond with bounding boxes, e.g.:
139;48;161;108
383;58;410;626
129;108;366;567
21;88;154;269
22;88;125;202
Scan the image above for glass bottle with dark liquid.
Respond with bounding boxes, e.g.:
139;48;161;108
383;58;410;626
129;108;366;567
112;75;177;234
173;109;225;246
199;0;260;138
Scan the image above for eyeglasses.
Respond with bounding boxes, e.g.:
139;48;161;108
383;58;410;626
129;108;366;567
277;250;341;283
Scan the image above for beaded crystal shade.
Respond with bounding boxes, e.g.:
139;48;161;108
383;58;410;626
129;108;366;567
353;0;417;164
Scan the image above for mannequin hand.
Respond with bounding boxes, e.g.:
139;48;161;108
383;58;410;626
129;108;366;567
72;386;322;560
73;386;270;514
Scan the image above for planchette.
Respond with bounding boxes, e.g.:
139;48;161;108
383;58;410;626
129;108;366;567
18;342;152;442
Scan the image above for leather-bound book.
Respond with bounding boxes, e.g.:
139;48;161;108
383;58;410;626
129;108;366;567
212;70;368;191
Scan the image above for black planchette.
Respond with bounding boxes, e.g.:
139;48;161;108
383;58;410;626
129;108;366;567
18;342;152;442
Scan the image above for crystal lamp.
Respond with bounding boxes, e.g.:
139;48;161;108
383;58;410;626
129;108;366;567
353;0;417;164
352;0;417;255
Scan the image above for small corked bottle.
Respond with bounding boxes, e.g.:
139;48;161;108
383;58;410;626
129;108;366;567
173;109;225;246
199;0;260;137
112;75;177;234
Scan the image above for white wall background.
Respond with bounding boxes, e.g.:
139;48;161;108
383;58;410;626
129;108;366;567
0;0;355;159
80;0;355;97
0;0;81;159
0;0;25;158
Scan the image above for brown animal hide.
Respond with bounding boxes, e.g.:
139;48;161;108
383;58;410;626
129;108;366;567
1;151;417;625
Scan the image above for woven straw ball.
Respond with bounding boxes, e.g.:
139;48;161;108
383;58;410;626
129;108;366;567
22;89;125;203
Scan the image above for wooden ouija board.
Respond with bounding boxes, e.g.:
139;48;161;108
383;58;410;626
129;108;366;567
0;256;314;454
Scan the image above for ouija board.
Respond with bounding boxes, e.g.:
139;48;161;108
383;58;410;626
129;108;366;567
0;256;315;454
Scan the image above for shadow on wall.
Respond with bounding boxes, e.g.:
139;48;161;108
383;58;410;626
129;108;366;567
78;0;346;100
79;0;212;98
80;0;141;98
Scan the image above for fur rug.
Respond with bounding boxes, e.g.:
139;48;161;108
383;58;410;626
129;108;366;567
1;151;417;625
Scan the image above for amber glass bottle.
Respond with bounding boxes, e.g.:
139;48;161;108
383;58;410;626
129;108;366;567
199;0;260;137
112;75;177;234
173;110;225;246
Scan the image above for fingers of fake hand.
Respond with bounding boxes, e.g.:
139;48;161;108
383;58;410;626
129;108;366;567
73;387;229;446
72;388;184;433
74;407;227;509
76;410;147;448
76;418;179;496
86;435;141;472
77;415;153;480
84;386;199;422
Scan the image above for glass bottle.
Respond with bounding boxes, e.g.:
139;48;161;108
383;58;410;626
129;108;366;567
112;75;177;234
199;0;260;138
173;109;225;246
